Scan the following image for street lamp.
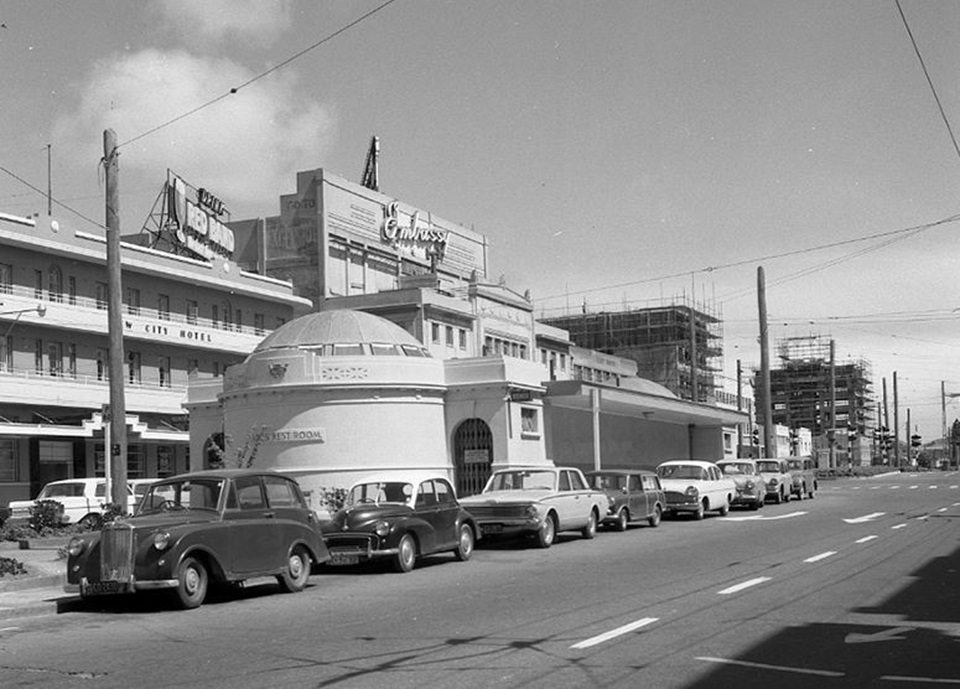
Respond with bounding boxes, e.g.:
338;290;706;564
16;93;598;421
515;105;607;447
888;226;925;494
0;303;47;341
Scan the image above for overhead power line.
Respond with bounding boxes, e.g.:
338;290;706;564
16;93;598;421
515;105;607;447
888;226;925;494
896;0;960;164
117;0;399;151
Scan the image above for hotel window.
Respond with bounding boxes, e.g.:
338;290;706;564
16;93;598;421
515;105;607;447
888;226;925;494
127;444;144;478
220;301;232;331
445;325;454;347
48;266;63;303
431;323;441;344
0;263;11;294
521;407;540;436
0;439;18;482
189;359;199;374
254;313;265;335
560;354;566;371
67;343;76;378
158;294;170;321
34;339;43;374
159;356;171;388
458;329;467;350
213;361;220;377
128;351;141;385
126;287;140;316
520;344;527;360
211;304;219;329
67;276;77;305
48;341;63;377
157;445;174;478
0;335;10;372
234;308;242;333
34;269;42;299
96;282;108;309
484;335;492;355
186;300;198;325
97;348;109;381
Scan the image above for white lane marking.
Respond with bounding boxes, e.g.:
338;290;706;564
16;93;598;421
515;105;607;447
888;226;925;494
846;627;914;644
950;485;958;489
954;503;960;507
723;511;807;522
855;535;878;544
892;523;908;530
930;485;939;490
870;486;881;490
880;674;960;684
695;656;844;678
852;486;861;490
804;551;837;563
909;485;919;490
938;508;948;513
570;617;658;649
844;512;885;524
718;577;771;595
890;485;900;489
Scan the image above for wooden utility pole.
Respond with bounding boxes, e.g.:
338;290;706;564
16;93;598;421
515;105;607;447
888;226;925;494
757;267;775;456
104;130;128;511
893;371;900;468
883;377;890;464
829;339;836;469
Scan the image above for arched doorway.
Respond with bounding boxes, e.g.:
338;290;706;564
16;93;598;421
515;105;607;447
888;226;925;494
203;432;225;469
453;418;493;497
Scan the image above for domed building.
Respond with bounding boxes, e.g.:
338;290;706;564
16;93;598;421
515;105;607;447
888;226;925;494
186;309;550;505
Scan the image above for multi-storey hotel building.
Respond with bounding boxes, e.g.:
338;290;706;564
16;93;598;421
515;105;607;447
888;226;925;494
0;201;310;504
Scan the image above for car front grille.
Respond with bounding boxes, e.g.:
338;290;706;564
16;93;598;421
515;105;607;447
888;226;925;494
463;504;529;520
324;533;375;552
99;523;134;582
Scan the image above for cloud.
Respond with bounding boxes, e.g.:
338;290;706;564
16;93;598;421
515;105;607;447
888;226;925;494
52;48;335;216
154;0;293;46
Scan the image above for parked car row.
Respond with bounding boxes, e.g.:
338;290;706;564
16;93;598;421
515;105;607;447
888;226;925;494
54;457;819;611
7;477;158;529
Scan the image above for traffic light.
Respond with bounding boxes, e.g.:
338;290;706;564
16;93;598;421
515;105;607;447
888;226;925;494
847;426;857;443
911;434;921;449
789;427;799;454
752;428;760;446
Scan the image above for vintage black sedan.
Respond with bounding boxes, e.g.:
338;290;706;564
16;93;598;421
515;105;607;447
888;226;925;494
321;472;479;573
64;469;330;609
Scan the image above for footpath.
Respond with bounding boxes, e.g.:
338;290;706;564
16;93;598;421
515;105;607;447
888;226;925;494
0;539;82;621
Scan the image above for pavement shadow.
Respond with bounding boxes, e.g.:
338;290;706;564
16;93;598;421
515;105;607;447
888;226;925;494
683;542;960;687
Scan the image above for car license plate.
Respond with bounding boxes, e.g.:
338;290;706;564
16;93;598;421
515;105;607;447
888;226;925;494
329;552;360;566
482;524;503;535
84;580;128;596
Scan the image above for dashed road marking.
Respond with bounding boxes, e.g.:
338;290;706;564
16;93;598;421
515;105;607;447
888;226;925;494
718;577;771;595
570;617;658;649
892;523;908;530
695;656;844;678
804;551;837;563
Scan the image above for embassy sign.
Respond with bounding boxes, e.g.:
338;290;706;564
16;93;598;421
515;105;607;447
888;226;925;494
166;171;236;260
382;201;449;253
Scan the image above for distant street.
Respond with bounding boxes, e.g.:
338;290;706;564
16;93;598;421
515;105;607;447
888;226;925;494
1;472;958;688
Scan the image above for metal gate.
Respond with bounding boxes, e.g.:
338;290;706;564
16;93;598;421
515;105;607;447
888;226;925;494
453;418;493;497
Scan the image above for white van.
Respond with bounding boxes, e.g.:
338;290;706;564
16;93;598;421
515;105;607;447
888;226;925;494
7;478;157;528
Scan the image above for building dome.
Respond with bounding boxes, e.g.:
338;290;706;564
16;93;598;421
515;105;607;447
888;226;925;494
254;309;429;356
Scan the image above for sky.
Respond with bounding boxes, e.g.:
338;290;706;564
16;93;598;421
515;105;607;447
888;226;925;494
2;0;960;440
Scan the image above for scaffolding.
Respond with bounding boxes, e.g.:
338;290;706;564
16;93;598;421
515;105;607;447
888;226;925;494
539;297;723;403
767;335;874;438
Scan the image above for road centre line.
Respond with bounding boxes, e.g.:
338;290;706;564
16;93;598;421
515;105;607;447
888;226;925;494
855;535;878;543
880;674;960;684
570;617;658;649
892;524;908;530
695;656;844;678
910;486;919;490
938;508;948;513
718;577;771;595
804;551;837;563
722;511;807;522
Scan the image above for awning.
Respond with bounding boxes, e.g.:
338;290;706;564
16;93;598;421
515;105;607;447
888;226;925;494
0;413;188;442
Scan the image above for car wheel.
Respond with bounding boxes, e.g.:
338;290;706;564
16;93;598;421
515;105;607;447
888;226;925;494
277;545;310;593
774;489;782;504
172;556;208;609
719;501;729;516
750;499;760;511
808;484;816;499
615;508;629;532
694;501;705;520
795;484;805;501
648;505;662;527
536;514;556;548
582;510;598;539
454;523;474;562
78;513;102;530
393;533;417;573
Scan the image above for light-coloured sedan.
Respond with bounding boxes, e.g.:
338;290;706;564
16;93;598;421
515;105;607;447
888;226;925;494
655;459;735;520
717;459;766;510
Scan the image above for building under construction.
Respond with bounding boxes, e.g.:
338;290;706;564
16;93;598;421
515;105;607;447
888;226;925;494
763;335;874;445
539;299;722;403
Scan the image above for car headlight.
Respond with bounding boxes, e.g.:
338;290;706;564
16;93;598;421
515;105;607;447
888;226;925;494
769;478;778;486
66;536;86;558
153;531;171;551
373;521;390;537
684;485;699;497
745;481;755;490
524;504;540;519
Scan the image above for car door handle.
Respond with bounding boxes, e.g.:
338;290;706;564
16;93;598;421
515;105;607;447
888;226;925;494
264;511;275;518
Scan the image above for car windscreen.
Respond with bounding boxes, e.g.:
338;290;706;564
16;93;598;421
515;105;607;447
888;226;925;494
756;462;780;473
38;483;87;498
137;479;224;514
590;474;626;490
487;470;556;491
656;465;705;480
346;482;413;506
720;463;753;475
